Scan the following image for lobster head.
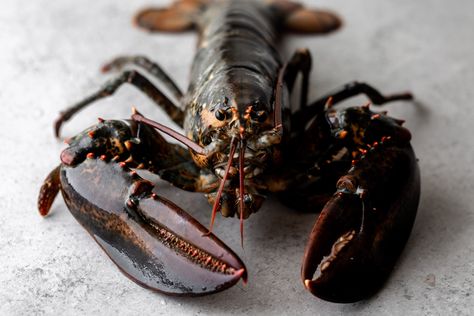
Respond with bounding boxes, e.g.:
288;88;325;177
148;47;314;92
190;81;284;220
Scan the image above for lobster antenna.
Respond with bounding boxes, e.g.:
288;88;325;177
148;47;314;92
238;139;246;247
132;113;205;155
207;137;238;233
273;67;285;130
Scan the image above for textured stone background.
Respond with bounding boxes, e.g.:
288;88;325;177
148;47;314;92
1;0;473;315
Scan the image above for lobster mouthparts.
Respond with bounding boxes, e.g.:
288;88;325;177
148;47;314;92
60;159;246;295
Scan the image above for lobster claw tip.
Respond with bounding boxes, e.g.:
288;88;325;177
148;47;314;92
234;268;248;285
237;268;248;285
304;279;312;290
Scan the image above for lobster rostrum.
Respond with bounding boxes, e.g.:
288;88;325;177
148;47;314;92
38;0;420;303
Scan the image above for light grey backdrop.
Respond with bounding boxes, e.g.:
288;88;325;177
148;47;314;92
1;0;472;315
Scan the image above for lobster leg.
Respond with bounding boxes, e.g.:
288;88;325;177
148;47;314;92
271;48;313;138
292;81;413;128
54;70;184;137
102;55;183;100
284;48;312;111
39;119;246;295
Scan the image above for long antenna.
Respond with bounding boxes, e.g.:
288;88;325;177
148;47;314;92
207;137;238;233
238;139;246;247
273;66;285;131
132;113;205;154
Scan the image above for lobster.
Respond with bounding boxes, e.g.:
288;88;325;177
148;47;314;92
38;0;420;303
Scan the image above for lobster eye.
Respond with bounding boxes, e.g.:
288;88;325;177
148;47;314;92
202;135;212;146
215;109;227;121
251;110;267;122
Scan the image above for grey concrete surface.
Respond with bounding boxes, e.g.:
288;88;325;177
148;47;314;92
1;0;473;315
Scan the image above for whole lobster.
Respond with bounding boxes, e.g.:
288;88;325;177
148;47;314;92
38;0;420;303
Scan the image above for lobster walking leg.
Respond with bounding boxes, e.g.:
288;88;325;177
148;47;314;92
102;55;183;100
54;70;184;137
292;81;413;128
284;48;312;111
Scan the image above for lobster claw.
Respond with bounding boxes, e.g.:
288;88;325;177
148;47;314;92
58;159;246;295
301;144;420;302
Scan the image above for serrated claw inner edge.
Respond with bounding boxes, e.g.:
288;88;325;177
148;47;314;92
144;214;239;275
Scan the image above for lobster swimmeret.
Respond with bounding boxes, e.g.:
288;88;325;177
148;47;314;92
39;0;420;303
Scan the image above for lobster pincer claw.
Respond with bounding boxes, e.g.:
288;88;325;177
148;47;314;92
39;118;247;295
301;143;420;303
56;159;247;295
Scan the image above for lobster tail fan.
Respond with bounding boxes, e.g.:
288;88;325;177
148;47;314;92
134;0;210;32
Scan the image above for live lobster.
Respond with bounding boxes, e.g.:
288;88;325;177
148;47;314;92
38;0;420;303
